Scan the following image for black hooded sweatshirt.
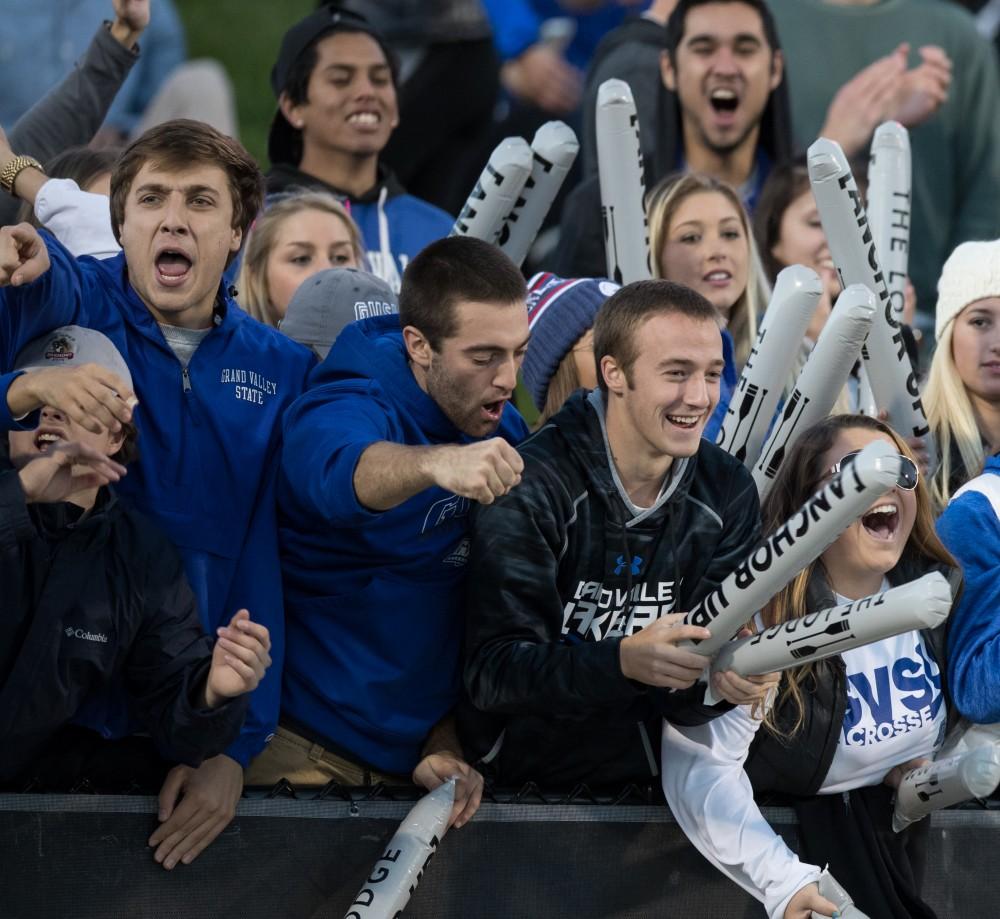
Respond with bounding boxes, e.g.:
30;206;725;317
461;390;761;787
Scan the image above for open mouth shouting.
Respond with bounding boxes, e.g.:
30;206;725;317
154;247;194;288
708;87;741;124
34;427;67;453
860;501;900;541
481;399;508;425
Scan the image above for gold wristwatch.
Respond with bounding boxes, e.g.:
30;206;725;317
0;154;43;195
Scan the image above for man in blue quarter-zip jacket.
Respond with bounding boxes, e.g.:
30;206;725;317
0;120;314;869
245;237;529;831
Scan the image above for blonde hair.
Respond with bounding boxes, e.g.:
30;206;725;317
924;316;987;510
755;414;956;735
647;173;770;367
535;351;582;429
236;190;364;326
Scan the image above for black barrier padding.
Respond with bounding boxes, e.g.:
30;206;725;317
0;796;995;918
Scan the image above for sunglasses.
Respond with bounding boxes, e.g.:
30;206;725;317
828;450;919;491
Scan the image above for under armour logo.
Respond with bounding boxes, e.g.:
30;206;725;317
614;555;643;576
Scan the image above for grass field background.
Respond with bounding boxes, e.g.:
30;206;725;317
174;0;316;165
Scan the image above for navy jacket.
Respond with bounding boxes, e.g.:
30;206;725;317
0;470;247;782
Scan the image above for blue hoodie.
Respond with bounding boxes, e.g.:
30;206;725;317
278;314;529;773
0;233;315;765
936;455;1000;724
265;163;453;292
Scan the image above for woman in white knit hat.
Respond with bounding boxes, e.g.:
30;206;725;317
923;239;1000;509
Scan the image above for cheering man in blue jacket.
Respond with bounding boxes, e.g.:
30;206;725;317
245;237;529;830
0;120;314;869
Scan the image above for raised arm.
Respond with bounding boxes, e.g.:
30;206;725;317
0;1;148;224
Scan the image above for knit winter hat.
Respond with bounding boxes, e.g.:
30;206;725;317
936;239;1000;339
522;272;620;410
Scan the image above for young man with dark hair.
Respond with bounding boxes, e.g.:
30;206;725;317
0;118;314;868
245;236;529;828
266;5;453;291
461;278;774;788
560;0;792;279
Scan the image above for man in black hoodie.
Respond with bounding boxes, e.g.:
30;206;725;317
557;0;793;280
462;279;774;788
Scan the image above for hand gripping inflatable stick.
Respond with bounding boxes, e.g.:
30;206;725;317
596;79;651;284
892;743;1000;833
752;285;875;499
344;778;455;919
807;138;935;472
709;572;952;681
716;265;822;467
682;439;901;659
498;121;579;267
867;122;911;325
812;868;871;919
450;138;533;244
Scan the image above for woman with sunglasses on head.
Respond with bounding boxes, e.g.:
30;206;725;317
662;414;960;919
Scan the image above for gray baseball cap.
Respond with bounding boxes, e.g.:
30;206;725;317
14;325;133;390
279;268;399;360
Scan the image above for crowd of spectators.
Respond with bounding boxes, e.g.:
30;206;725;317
1;0;1000;915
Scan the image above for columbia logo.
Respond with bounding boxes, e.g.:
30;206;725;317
64;626;109;644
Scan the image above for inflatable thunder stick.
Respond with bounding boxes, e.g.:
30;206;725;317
710;572;952;680
892;744;1000;833
596;79;651;285
682;439;901;657
867;122;912;324
808;139;935;471
716;265;822;467
498;121;579;267
812;869;871;919
344;779;455;919
752;285;875;499
450;138;533;244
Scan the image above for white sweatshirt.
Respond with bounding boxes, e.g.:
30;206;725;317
661;705;821;919
34;178;120;260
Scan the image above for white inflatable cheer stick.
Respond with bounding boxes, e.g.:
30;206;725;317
812;868;871;919
752;285;875;499
892;744;1000;833
867;122;911;324
596;79;651;284
710;572;951;680
450;138;533;244
808;138;935;472
343;778;455;919
717;265;822;467
683;439;901;657
498;121;579;267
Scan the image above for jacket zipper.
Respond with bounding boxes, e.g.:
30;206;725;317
182;366;192;393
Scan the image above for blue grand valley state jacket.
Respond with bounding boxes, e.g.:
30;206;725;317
278;314;529;774
0;233;315;765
